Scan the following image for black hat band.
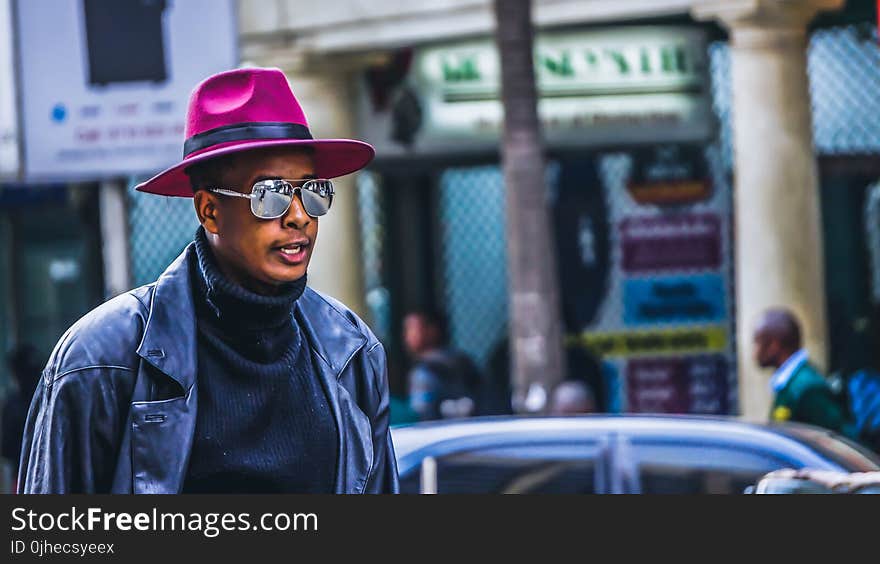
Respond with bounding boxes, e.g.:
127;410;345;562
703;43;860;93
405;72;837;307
183;121;313;157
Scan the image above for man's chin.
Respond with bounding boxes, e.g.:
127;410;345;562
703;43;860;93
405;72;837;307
265;267;307;285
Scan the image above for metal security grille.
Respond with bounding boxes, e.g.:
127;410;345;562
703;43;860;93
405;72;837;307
708;41;734;171
128;180;200;287
709;25;880;159
809;24;880;154
357;171;392;344
438;165;509;370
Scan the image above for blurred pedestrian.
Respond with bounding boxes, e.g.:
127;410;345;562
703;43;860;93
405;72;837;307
18;67;398;494
754;308;856;437
549;380;596;415
2;345;41;492
404;309;481;420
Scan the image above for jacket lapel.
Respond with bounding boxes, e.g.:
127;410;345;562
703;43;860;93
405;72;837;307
295;288;371;493
130;244;199;493
136;243;198;394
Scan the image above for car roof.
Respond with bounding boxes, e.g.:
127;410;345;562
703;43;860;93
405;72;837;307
390;414;880;474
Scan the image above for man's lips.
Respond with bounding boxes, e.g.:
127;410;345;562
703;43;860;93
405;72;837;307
273;240;310;264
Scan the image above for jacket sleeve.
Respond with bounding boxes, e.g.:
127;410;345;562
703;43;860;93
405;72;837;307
18;367;130;494
363;341;400;494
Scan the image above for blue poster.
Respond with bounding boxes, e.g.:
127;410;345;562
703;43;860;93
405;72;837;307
624;274;726;326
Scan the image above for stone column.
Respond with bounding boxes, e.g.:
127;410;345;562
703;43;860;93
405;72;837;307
692;0;844;420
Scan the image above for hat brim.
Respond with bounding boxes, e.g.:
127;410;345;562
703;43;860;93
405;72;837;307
134;138;375;197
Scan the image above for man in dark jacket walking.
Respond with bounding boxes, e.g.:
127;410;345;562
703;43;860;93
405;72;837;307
18;68;398;494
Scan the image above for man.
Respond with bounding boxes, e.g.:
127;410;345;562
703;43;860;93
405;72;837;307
403;309;481;420
753;308;854;437
18;68;398;493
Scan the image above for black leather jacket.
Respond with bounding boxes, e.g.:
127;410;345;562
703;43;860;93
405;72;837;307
18;244;399;494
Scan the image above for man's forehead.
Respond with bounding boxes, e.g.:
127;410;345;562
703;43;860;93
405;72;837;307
753;318;777;339
227;148;316;181
239;146;314;166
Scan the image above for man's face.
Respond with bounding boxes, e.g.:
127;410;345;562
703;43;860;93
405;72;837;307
196;147;319;293
403;314;428;357
753;329;779;369
403;314;441;357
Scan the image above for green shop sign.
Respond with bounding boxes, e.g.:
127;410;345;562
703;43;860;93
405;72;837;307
410;26;714;149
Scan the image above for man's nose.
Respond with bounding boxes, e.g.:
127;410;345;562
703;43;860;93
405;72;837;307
282;190;312;229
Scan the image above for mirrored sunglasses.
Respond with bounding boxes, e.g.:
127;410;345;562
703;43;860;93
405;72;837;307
209;178;334;219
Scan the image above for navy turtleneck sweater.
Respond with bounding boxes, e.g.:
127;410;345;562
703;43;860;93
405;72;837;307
183;228;338;493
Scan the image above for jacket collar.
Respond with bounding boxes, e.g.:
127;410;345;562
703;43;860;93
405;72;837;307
136;243;199;393
770;349;809;394
136;243;367;391
295;287;368;378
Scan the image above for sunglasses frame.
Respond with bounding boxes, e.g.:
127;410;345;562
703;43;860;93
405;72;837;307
208;178;334;219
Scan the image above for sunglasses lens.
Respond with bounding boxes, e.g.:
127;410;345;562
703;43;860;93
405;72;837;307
251;180;292;218
300;180;333;217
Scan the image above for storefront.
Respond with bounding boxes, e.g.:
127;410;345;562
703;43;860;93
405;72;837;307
354;24;739;413
343;0;880;417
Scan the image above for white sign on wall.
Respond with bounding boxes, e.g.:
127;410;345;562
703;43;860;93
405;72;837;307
15;0;238;180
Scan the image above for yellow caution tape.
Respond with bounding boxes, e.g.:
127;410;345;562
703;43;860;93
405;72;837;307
565;325;727;357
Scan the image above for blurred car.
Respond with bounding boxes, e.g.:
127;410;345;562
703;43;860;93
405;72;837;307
390;415;880;494
748;468;880;494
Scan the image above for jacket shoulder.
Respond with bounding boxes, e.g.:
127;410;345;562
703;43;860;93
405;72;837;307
786;363;830;399
44;284;155;381
301;287;380;348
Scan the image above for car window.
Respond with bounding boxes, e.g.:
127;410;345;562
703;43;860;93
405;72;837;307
630;441;795;494
399;442;601;494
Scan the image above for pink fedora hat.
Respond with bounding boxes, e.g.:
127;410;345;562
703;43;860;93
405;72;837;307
135;67;374;197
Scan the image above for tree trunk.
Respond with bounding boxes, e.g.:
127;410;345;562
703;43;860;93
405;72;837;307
493;0;566;412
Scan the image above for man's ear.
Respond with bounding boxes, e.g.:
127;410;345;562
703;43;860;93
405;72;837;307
193;190;220;234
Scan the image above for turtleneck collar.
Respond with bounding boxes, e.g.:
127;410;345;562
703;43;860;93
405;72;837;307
193;227;306;332
191;227;306;365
